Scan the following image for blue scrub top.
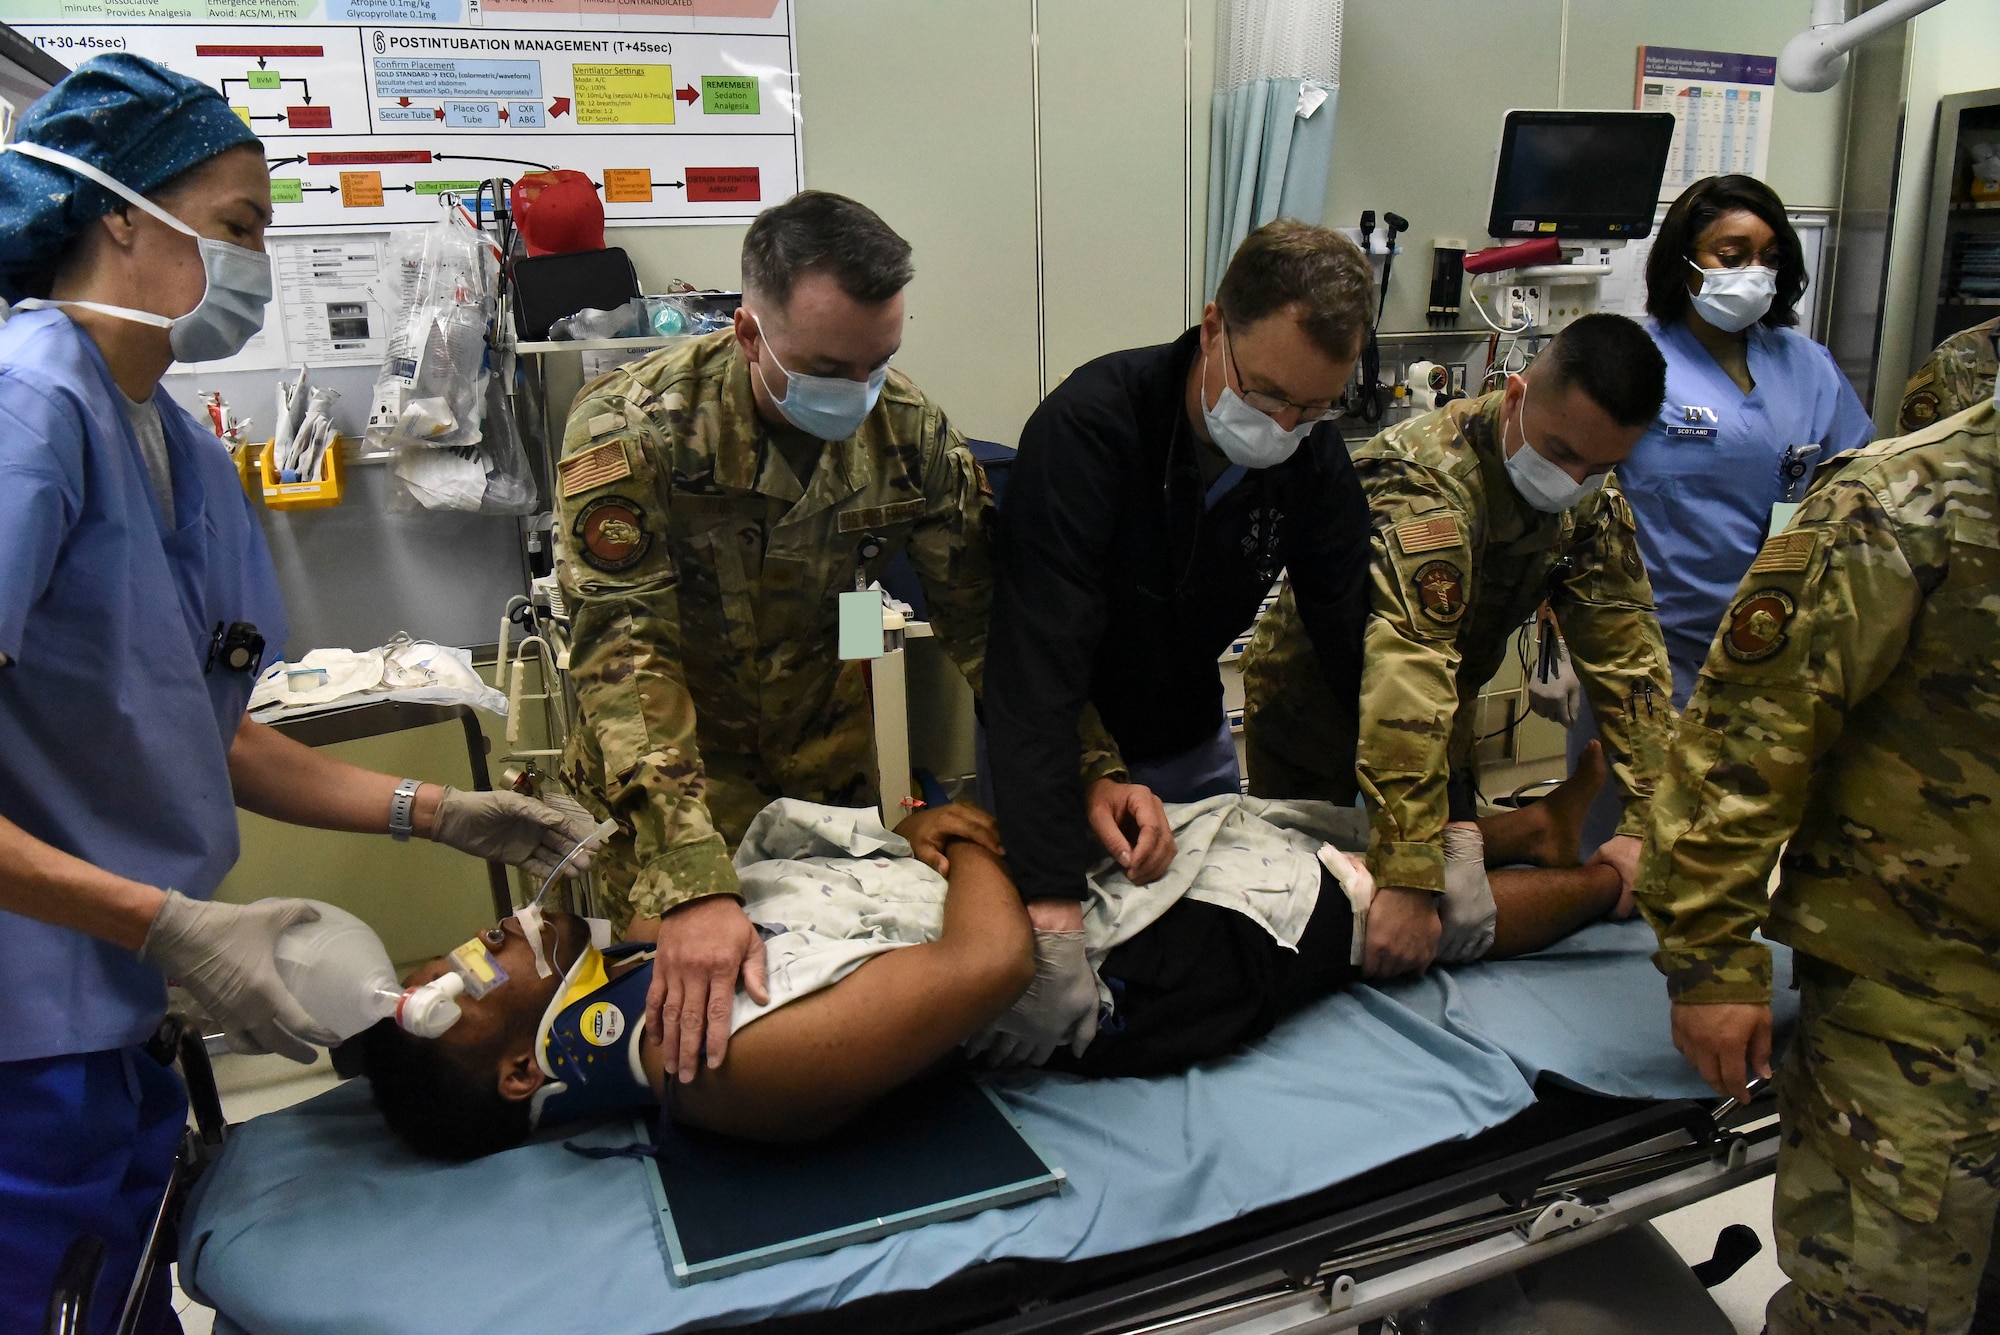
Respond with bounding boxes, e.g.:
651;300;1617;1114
0;309;288;1063
1617;318;1873;679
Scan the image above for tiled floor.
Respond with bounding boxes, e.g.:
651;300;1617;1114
172;1050;1783;1334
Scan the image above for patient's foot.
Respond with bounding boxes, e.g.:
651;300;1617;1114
1486;741;1608;869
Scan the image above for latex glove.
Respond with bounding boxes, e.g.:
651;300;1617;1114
1527;635;1582;727
429;786;600;881
140;891;340;1064
966;928;1099;1066
1436;822;1497;964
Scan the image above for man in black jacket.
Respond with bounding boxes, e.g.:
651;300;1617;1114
978;220;1375;1063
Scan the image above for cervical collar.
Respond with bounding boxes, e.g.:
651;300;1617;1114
529;941;657;1129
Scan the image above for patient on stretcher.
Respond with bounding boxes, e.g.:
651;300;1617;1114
362;769;1620;1160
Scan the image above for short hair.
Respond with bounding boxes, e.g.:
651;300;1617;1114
1215;220;1374;361
1534;313;1668;429
359;1019;532;1161
1645;174;1808;329
740;190;913;310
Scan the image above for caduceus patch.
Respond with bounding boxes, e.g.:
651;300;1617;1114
1413;559;1466;624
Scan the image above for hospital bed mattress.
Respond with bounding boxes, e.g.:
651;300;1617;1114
179;921;1797;1335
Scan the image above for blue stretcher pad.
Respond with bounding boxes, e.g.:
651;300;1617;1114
181;922;1797;1335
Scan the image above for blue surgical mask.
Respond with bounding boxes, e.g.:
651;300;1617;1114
1504;379;1604;513
7;142;272;363
750;313;888;440
1200;350;1312;469
1686;259;1776;334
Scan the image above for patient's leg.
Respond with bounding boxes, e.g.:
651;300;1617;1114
1486;861;1621;959
666;842;1034;1142
1477;740;1609;869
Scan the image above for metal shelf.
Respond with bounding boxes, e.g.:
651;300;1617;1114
511;334;690;354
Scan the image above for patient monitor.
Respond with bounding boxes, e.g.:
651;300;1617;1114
1469;110;1676;334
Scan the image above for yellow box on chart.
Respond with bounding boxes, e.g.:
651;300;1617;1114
257;437;346;511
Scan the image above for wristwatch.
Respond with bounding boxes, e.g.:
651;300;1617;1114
389;778;423;842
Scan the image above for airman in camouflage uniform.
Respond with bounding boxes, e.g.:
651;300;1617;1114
1638;400;2000;1333
554;329;992;931
1900;316;1998;434
1240;389;1677;898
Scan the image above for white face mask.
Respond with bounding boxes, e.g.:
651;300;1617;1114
1504;379;1605;514
749;312;888;441
7;142;272;363
1199;343;1313;470
1686;259;1776;334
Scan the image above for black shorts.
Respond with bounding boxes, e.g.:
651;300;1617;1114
1046;866;1358;1079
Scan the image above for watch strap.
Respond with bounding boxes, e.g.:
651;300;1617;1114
389;778;423;842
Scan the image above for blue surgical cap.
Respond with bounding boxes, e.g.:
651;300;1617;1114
0;53;261;301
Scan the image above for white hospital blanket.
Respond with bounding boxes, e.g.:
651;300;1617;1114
724;796;1364;1033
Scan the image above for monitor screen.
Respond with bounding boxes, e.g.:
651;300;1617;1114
1488;110;1676;241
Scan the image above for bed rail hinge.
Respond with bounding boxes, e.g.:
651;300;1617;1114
1322;1272;1356;1313
1518;1194;1598;1242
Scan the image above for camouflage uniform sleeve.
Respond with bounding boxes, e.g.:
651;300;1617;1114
555;380;740;918
1078;702;1128;788
1549;482;1677;839
1354;464;1475;896
902;401;994;695
1637;480;1920;1005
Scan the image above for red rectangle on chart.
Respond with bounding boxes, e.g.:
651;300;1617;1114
195;45;324;57
286;106;333;129
685;167;760;203
308;150;431;166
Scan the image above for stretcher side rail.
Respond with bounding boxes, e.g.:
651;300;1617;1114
942;1087;1778;1335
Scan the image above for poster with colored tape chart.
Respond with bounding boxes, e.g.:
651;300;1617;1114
9;0;801;232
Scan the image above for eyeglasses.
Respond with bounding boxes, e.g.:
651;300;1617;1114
1223;323;1344;423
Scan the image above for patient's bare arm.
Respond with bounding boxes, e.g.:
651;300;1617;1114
658;841;1036;1142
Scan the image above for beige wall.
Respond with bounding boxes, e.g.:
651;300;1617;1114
1874;2;2000;426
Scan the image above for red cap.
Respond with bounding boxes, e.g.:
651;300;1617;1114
511;170;605;256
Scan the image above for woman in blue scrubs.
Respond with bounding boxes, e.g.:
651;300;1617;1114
1565;175;1873;856
0;57;595;1333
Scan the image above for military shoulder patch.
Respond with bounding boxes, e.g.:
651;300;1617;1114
1906;365;1937;391
1902;390;1940;431
1395;514;1462;555
587;411;622;438
1748;529;1818;575
573;496;652;573
837;498;927;533
559;440;633;499
1723;588;1796;663
1413;558;1467;624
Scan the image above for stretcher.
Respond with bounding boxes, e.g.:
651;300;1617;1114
168;919;1797;1335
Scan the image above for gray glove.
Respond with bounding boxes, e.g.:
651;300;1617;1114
141;891;340;1063
430;787;599;880
965;929;1100;1067
1437;823;1497;964
1527;635;1582;727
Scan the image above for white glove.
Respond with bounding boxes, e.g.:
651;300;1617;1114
429;787;600;881
965;929;1100;1066
1437;823;1497;964
1527;635;1582;727
141;892;341;1063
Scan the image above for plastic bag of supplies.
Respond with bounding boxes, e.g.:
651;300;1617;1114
367;205;538;513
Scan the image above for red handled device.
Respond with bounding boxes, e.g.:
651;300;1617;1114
1464;236;1563;275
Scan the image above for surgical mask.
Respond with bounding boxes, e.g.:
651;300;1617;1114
6;142;272;363
1686;259;1776;334
1200;351;1313;469
1504;381;1604;514
750;313;888;440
